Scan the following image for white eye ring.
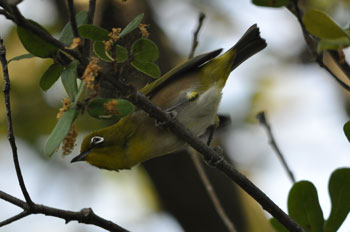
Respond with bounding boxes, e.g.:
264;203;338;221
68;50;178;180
90;136;104;145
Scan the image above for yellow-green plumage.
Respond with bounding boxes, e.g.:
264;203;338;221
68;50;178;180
73;24;267;171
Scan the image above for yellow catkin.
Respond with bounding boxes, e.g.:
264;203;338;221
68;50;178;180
70;37;81;49
104;99;120;116
62;124;78;156
57;98;71;119
82;57;101;90
138;24;150;38
104;28;121;52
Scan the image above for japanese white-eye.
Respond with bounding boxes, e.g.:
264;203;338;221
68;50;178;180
72;24;266;171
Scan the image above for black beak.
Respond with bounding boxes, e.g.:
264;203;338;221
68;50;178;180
71;148;92;163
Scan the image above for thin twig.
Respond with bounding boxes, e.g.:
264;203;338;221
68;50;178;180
287;0;350;91
112;80;304;232
0;191;129;232
188;12;205;59
190;151;237;232
83;0;96;57
188;12;236;232
0;211;30;227
257;112;296;184
67;0;80;38
0;38;33;206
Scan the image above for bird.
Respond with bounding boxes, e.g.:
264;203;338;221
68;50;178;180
71;24;267;171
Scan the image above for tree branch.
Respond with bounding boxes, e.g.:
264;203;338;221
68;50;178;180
188;12;205;59
112;80;305;232
257;112;296;183
0;211;30;227
83;0;96;57
0;38;33;206
0;191;129;232
287;0;350;91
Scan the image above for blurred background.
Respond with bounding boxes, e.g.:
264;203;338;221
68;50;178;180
1;0;350;231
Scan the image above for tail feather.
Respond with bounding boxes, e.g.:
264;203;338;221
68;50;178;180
230;24;267;71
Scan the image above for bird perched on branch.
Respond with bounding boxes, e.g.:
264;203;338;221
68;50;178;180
72;24;267;171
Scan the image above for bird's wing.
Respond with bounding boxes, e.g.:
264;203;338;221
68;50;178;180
140;48;222;97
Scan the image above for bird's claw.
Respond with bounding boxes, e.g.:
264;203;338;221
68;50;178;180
155;110;177;128
204;146;224;167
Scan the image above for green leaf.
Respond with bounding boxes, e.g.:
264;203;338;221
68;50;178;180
317;37;350;52
119;13;144;39
61;61;79;101
40;63;64;91
78;24;109;41
44;108;77;157
270;218;288;232
87;98;135;120
131;38;159;62
59;11;88;45
343;121;350;142
93;41;114;62
131;60;161;78
325;168;350;232
17;20;58;58
252;0;290;7
288;181;324;232
8;53;35;63
116;44;128;63
303;9;348;40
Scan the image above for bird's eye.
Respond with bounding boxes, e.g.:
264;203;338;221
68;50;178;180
90;136;104;145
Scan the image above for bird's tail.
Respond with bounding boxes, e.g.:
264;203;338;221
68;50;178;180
229;24;267;71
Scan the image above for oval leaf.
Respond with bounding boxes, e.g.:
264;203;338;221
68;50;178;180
252;0;290;8
119;13;144;39
343;121;350;143
317;37;350;52
44;108;77;157
303;9;348;39
131;60;161;78
8;53;35;63
78;24;109;41
288;181;324;232
59;11;89;45
131;38;159;62
40;63;64;91
93;41;114;62
325;168;350;232
87;98;135;120
116;44;128;63
61;61;79;101
17;20;58;58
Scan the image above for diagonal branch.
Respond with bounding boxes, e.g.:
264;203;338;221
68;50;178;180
0;191;129;232
112;80;305;232
0;38;33;206
287;0;350;91
0;211;30;227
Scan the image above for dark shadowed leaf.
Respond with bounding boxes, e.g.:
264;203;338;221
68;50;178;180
325;168;350;232
40;63;64;91
131;60;161;78
343;121;350;142
61;61;79;101
303;10;348;39
8;53;35;63
44;108;77;157
116;44;128;63
93;41;114;62
17;20;58;58
131;38;159;62
119;13;144;39
270;218;288;232
59;11;88;45
87;98;135;120
288;181;324;232
78;24;109;41
252;0;290;7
